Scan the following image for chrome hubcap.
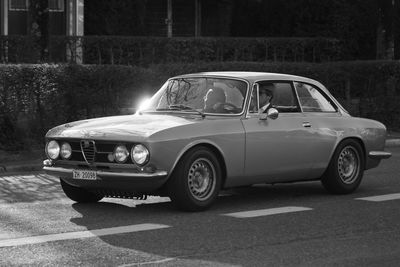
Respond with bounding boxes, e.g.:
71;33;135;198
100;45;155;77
188;158;216;201
338;146;360;184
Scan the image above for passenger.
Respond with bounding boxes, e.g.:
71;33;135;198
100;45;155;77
204;87;226;113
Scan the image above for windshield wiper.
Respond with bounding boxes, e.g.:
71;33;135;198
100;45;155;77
158;104;205;118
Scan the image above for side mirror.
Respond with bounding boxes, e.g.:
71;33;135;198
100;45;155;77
267;108;279;120
259;108;279;120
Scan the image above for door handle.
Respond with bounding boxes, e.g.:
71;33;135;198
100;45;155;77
302;122;312;128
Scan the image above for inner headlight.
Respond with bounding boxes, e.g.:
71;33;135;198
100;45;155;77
114;145;129;163
60;142;72;159
131;144;149;166
46;140;60;160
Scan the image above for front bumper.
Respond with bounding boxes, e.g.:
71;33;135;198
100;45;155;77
43;160;169;193
43;166;168;179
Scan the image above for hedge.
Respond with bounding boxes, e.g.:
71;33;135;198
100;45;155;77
0;36;343;65
0;64;160;150
0;61;399;151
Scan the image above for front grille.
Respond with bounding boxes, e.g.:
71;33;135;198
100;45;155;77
56;139;136;165
80;140;96;164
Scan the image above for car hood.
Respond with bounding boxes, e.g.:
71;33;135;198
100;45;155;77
46;114;199;141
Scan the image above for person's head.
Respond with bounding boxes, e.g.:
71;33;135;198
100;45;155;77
204;87;226;112
259;84;274;107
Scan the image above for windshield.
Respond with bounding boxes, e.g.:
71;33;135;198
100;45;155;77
142;78;248;115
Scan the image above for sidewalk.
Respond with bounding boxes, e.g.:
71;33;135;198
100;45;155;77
1;133;400;174
0;149;44;174
386;131;400;147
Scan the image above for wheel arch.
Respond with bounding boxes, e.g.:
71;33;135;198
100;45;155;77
168;141;227;189
321;136;366;194
330;136;366;168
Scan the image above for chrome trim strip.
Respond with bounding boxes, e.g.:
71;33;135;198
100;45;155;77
368;151;392;159
80;140;96;165
43;166;168;178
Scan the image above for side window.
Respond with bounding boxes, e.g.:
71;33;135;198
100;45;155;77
9;0;64;12
9;0;28;11
49;0;65;12
258;81;300;113
294;82;336;112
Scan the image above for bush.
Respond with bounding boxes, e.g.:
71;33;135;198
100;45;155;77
0;64;160;150
1;36;342;65
0;61;399;151
151;61;400;127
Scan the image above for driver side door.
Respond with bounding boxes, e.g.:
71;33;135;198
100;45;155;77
241;81;316;184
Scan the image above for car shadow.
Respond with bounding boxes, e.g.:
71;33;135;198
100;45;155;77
69;180;347;229
69;181;338;264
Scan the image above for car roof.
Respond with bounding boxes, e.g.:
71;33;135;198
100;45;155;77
172;71;320;85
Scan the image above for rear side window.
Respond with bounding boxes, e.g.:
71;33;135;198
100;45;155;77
294;82;336;112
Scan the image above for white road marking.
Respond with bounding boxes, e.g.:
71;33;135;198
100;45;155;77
222;206;313;218
119;257;175;266
356;193;400;202
0;223;170;248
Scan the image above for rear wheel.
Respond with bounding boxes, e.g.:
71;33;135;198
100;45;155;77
321;139;365;194
60;179;103;203
167;147;222;211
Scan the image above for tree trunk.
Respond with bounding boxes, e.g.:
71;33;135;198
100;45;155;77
218;0;234;36
137;0;147;36
394;0;400;59
376;0;394;59
28;0;49;62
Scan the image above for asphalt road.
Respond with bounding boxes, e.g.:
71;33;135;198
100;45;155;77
0;147;399;267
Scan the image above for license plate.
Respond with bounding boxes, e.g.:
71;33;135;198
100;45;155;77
73;170;97;180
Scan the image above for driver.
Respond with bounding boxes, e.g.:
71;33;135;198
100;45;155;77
204;87;226;113
259;84;274;113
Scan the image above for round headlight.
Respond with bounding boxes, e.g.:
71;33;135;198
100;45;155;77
60;142;72;159
46;140;60;160
131;144;149;166
114;145;129;163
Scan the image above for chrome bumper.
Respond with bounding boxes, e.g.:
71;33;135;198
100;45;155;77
368;151;392;160
43;160;168;179
43;166;168;178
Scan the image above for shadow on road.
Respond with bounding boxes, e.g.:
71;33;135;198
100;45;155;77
68;181;332;264
70;182;329;226
0;173;64;203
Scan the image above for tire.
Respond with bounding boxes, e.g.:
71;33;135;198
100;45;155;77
167;147;222;211
321;139;365;194
60;179;103;203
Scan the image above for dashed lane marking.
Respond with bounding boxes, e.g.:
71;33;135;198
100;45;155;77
0;223;170;248
222;206;313;218
356;193;400;202
119;257;175;266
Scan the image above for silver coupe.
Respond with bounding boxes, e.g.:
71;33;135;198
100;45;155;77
43;72;391;211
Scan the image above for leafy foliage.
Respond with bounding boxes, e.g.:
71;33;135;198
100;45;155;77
0;36;343;64
0;62;399;150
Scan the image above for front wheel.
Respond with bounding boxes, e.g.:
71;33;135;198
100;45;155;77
321;140;365;194
60;179;103;203
167;147;222;211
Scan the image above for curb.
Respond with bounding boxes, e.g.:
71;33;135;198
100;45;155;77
386;139;400;147
1;139;400;174
0;163;43;174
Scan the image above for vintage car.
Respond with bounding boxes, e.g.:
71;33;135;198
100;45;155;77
43;72;391;211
